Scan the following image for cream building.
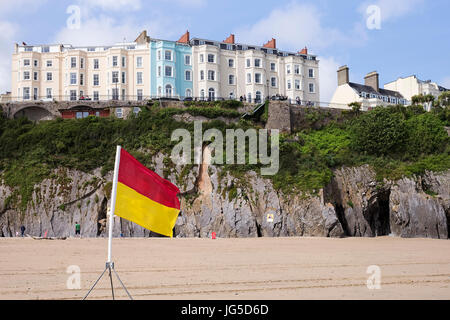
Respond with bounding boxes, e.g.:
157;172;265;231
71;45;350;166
384;75;448;111
191;36;320;104
12;36;151;102
329;66;408;110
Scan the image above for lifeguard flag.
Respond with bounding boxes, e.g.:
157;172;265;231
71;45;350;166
114;148;181;237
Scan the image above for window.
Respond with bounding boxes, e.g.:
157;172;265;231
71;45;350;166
47;72;52;81
200;89;205;100
33;72;38;81
122;89;126;101
34;60;38;67
23;87;30;100
208;70;215;81
207;54;215;63
247;73;251;84
121;72;126;84
93;91;99;101
71;57;76;68
287;80;292;90
42;46;49;53
247;92;252;103
24;59;30;66
229;74;235;85
185;70;192;81
200;54;204;63
137;72;143;84
309;69;314;78
309;83;315;93
23;71;30;80
255;91;262;103
165;84;172;97
93;74;99;86
165;50;172;61
112;71;119;83
208;88;215;101
136;57;143;68
157;50;161;61
80;58;84;69
246;59;251;67
294;65;300;74
80;73;84;86
271;77;277;87
70;90;77;101
112;88;119;100
270;63;276;71
228;59;234;68
133;107;141;115
137;89;143;101
94;59;99;69
185;55;191;65
46;88;52;99
47;60;52;67
254;59;261;68
295;79;301;90
112;56;118;67
165;66;173;77
116;108;123;118
158;66;162;77
158;86;162;96
255;73;262;84
185;89;192;98
200;70;205;81
286;65;291;74
122;56;126;68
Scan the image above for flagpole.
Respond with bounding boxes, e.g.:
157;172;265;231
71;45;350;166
108;145;121;263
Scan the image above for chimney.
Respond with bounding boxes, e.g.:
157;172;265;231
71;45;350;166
299;47;308;55
337;65;349;86
178;30;190;43
224;34;235;44
135;30;150;44
263;38;276;49
364;71;379;92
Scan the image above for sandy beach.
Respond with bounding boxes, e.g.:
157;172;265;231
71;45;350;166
0;236;449;300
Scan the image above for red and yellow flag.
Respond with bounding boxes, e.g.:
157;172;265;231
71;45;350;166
114;148;180;237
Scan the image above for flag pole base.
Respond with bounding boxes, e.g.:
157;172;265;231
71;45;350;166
83;262;133;300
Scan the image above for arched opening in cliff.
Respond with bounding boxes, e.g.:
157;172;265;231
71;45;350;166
334;204;350;237
97;197;107;236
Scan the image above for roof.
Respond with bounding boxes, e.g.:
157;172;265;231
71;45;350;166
348;82;404;99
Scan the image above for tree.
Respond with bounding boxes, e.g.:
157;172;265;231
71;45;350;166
348;101;362;113
438;91;450;107
351;107;407;156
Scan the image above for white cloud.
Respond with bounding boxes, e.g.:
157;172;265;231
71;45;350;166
0;21;17;93
359;0;424;22
76;0;142;12
318;56;341;103
0;0;48;15
234;2;351;52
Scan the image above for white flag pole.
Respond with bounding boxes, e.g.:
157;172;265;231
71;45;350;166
107;145;121;264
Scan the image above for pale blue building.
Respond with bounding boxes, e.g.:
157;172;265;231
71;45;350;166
150;33;193;99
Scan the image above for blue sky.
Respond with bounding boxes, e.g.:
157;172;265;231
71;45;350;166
0;0;449;101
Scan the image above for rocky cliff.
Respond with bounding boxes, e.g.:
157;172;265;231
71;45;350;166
0;152;448;239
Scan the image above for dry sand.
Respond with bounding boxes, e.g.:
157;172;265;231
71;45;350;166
0;237;449;300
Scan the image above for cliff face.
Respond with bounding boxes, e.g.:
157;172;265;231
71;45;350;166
0;153;448;239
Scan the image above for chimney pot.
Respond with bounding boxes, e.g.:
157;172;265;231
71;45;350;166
364;71;380;92
337;65;350;86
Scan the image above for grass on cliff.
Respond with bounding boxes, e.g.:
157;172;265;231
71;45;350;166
0;103;449;210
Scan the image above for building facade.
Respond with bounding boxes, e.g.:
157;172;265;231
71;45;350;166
191;35;319;103
11;31;319;104
384;75;448;111
329;66;408;110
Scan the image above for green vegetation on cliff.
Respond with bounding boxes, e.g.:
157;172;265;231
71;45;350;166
0;103;449;209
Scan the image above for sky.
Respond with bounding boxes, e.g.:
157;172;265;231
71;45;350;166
0;0;449;102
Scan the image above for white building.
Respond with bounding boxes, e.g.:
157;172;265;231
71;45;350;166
329;66;407;110
190;35;320;104
384;75;448;111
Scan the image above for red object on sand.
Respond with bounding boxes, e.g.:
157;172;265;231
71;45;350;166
212;232;216;240
44;231;48;238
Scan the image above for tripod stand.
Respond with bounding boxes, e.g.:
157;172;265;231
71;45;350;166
83;262;133;300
